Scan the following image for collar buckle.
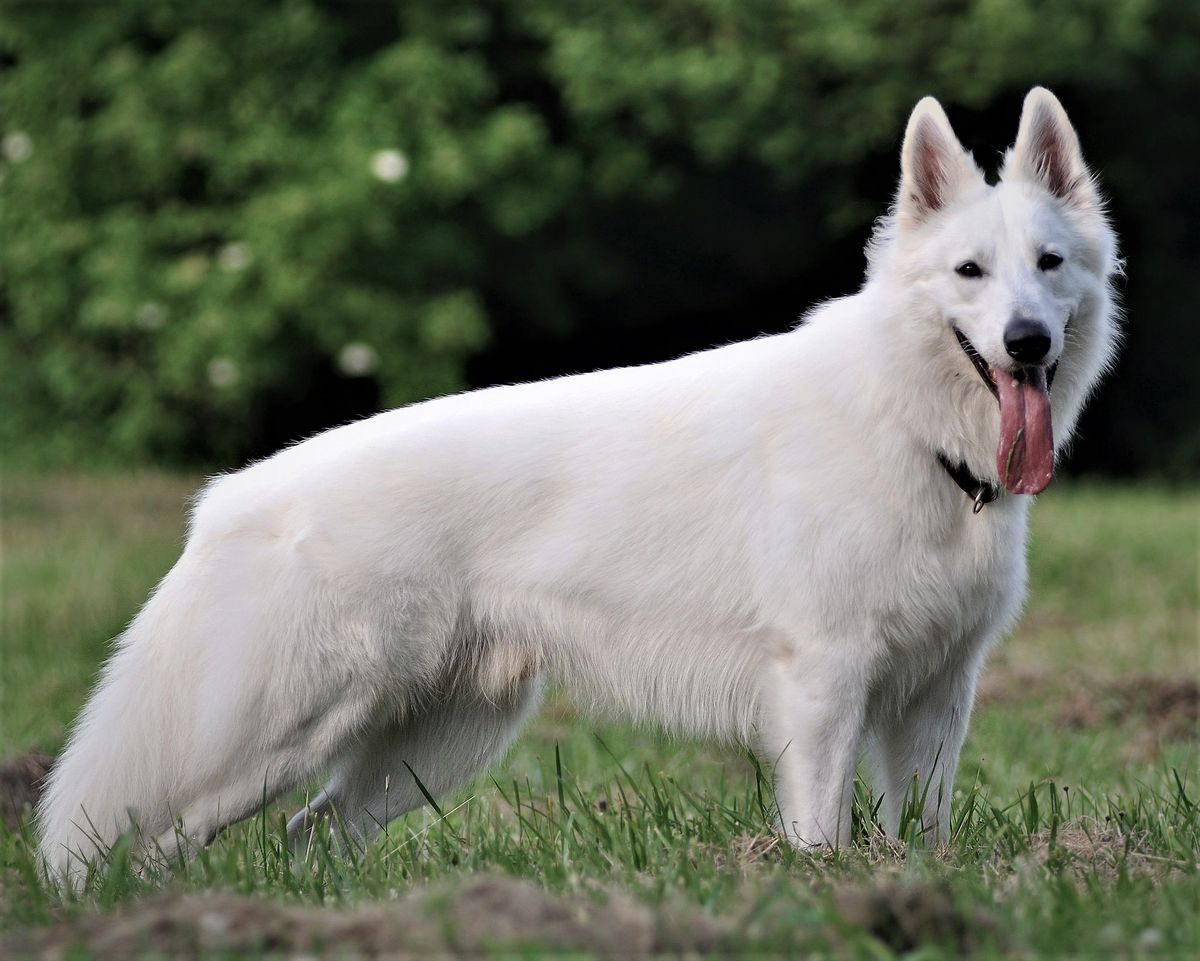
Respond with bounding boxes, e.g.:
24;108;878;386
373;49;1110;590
937;452;999;514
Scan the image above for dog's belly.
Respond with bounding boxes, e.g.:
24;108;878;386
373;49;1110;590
467;584;769;746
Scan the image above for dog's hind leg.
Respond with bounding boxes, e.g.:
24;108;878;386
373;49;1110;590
287;675;544;855
146;673;384;871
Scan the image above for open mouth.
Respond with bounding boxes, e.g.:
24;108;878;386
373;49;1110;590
954;328;999;400
952;327;1055;496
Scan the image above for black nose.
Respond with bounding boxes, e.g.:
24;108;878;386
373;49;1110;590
1004;317;1052;364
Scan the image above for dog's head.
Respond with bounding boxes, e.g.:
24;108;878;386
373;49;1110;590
868;88;1120;495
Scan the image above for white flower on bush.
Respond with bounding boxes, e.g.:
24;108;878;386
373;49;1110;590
217;242;252;272
370;149;409;183
207;357;238;389
337;341;379;377
2;131;33;163
136;301;168;330
1136;930;1164;949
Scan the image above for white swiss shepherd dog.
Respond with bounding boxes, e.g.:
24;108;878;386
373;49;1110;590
39;87;1119;885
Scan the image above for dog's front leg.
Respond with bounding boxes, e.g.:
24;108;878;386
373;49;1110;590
758;649;869;849
868;651;984;844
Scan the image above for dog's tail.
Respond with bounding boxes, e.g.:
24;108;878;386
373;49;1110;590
36;491;386;890
35;560;199;887
36;478;396;889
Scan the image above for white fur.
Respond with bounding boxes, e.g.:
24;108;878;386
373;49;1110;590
37;88;1119;884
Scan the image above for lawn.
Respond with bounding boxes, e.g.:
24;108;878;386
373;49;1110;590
1;471;1196;959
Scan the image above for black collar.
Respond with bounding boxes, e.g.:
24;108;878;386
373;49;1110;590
937;453;1000;514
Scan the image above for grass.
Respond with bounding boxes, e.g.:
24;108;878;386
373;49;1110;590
1;471;1197;958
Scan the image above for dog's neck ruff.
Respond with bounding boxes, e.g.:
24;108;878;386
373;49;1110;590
936;453;1000;514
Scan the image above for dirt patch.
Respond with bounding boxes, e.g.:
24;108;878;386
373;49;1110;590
979;672;1197;758
1057;677;1198;760
9;870;1013;958
13;875;729;960
1006;817;1195;887
0;750;53;832
697;832;784;873
833;880;1002;955
1057;677;1198;732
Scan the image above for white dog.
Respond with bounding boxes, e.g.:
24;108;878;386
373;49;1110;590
38;88;1119;884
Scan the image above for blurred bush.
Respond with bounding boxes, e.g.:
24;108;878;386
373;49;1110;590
1;0;1195;472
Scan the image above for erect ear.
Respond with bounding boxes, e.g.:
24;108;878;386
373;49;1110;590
1003;87;1098;209
896;96;982;228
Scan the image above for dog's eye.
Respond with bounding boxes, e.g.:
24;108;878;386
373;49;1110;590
1038;252;1064;271
955;261;983;279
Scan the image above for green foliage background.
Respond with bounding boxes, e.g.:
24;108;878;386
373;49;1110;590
2;0;1196;472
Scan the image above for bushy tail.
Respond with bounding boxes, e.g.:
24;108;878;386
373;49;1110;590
36;501;383;890
36;563;196;886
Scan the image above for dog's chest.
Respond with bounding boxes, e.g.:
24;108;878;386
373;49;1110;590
803;503;1027;662
896;530;1026;689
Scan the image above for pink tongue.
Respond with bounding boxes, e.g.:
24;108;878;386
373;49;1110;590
994;367;1054;494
